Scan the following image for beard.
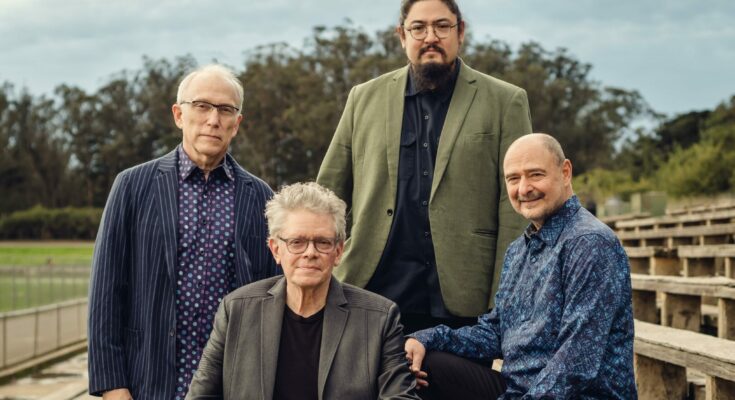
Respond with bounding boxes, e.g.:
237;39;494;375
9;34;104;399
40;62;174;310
411;45;455;92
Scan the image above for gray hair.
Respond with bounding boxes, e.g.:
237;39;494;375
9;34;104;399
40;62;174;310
176;64;244;113
265;182;347;242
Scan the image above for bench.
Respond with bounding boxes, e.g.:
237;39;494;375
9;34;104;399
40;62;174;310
631;274;735;339
625;245;735;278
617;209;735;233
618;223;735;248
635;320;735;399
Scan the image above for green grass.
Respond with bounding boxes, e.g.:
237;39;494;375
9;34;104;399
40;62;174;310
0;241;94;266
0;275;89;312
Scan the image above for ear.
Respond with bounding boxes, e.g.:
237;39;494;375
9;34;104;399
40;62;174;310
231;114;244;138
562;159;573;185
396;25;407;49
268;237;281;265
332;240;345;267
458;21;465;46
172;103;184;129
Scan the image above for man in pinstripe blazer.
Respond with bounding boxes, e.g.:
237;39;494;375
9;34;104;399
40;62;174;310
88;64;280;399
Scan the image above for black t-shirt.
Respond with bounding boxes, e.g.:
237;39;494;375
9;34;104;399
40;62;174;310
272;306;324;400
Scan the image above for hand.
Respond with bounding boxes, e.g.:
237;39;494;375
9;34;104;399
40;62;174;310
404;338;429;389
102;388;133;400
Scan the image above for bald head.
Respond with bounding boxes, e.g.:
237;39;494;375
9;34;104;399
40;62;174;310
503;133;574;228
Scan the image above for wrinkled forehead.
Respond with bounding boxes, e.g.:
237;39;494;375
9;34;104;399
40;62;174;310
504;143;556;172
405;0;457;24
183;72;240;103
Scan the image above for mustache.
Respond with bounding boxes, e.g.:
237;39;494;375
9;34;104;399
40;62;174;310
419;45;446;57
519;192;544;202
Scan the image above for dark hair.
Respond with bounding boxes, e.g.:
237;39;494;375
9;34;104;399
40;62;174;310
399;0;463;27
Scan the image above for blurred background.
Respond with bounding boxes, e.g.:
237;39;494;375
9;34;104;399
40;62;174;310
1;0;734;398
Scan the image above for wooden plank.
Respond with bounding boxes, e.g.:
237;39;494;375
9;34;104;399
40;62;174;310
631;274;735;299
727;258;734;279
720;299;735;340
661;293;701;332
706;376;735;400
617;223;735;240
634;320;735;381
633;291;658;323
619;209;735;229
625;246;676;258
634;353;687;400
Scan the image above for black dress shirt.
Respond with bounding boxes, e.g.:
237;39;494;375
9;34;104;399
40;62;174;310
365;61;460;318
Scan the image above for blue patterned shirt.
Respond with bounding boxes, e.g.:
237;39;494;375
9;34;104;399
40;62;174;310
174;145;237;399
412;196;637;399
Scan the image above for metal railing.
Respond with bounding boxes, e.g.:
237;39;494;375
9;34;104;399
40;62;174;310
0;298;87;370
0;265;89;312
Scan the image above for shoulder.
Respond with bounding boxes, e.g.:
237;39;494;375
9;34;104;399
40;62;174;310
340;281;397;314
461;62;525;95
229;157;274;199
559;208;627;264
226;276;282;301
351;67;407;96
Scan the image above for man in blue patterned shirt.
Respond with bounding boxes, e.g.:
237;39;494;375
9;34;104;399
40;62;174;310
405;133;637;399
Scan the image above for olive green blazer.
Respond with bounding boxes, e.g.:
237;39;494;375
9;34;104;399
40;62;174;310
317;61;532;316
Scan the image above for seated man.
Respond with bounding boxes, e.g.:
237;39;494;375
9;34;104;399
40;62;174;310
187;182;419;399
405;134;637;399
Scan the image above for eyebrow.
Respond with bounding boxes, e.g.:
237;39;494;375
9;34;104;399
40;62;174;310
408;17;453;25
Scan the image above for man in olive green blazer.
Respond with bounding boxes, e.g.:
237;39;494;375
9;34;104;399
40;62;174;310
317;0;531;328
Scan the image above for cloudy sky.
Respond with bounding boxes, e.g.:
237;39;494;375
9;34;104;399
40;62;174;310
1;0;733;116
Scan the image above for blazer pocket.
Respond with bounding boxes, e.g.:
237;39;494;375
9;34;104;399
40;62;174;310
472;228;498;237
464;131;496;142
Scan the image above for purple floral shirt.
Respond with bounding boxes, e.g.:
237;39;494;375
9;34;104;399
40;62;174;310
174;145;237;399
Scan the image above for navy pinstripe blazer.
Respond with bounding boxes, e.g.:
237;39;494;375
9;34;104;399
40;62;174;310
88;148;279;398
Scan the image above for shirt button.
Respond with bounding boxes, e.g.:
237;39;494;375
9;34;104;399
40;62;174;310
199;248;205;255
424;115;429;120
423;170;429;176
424;231;430;238
387;209;394;216
422;200;428;206
169;329;175;337
423;142;429;148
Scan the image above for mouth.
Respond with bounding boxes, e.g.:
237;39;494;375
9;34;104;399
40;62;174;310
420;46;446;57
198;134;222;141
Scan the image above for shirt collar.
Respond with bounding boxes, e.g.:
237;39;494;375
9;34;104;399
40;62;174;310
524;195;581;247
405;58;461;100
176;144;234;181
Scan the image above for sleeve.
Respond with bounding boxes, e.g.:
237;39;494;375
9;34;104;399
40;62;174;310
410;309;502;363
522;234;627;399
259;184;281;280
376;304;422;399
87;172;133;395
316;86;356;213
491;88;533;308
186;300;229;399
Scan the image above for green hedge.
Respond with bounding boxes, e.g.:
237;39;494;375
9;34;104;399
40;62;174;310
0;206;103;240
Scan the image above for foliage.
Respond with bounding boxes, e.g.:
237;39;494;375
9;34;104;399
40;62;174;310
0;206;102;240
573;168;653;202
0;242;94;266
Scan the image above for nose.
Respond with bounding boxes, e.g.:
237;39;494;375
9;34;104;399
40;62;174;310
205;108;221;126
518;176;533;194
301;241;319;257
424;26;440;43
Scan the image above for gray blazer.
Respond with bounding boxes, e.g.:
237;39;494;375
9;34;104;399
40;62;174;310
186;276;420;400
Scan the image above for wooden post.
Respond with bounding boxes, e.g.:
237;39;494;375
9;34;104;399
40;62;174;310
634;354;687;400
650;257;681;276
725;257;734;279
719;299;735;340
633;290;658;323
683;258;715;277
706;376;735;400
661;293;701;332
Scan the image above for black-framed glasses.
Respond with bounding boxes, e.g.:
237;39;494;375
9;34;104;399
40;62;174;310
277;236;339;254
404;22;459;40
180;100;240;117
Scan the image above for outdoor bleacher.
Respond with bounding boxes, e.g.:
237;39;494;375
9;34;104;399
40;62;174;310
610;202;735;399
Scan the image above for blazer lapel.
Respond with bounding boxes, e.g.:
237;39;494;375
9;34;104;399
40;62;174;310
231;155;255;285
386;66;409;193
261;278;286;400
317;277;349;400
431;62;478;202
154;149;179;283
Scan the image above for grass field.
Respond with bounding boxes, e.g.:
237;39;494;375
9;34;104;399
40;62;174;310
0;241;94;266
0;241;93;312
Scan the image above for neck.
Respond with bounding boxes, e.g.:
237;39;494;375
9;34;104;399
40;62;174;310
182;144;225;179
285;281;329;317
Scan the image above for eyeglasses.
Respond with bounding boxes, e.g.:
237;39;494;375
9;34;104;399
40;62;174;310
277;236;339;254
404;22;459;40
180;100;240;117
